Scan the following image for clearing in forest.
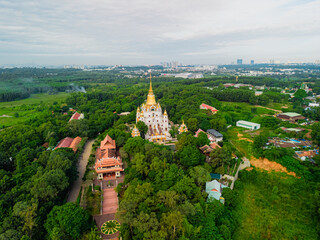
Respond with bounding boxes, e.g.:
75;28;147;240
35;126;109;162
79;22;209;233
237;133;254;143
250;157;296;177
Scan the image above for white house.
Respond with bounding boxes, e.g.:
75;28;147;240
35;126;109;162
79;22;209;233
207;129;223;143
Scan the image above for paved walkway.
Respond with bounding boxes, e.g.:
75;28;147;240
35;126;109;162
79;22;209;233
103;188;118;214
67;139;95;203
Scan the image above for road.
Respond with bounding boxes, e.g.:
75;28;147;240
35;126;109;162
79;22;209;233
254;105;282;113
67;139;95;203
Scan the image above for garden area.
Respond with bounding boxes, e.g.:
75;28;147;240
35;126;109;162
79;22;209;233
101;220;121;235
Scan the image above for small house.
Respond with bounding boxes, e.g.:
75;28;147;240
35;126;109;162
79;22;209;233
206;180;228;204
207;129;223;143
69;112;84;122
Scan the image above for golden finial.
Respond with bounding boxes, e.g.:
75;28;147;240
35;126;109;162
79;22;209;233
149;71;152;91
146;71;156;106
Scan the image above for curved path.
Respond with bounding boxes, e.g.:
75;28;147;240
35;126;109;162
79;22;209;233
67;139;95;203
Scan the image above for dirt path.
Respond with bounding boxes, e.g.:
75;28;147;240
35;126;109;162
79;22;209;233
305;129;312;139
254;105;282;113
67;139;95;203
250;157;296;177
237;133;254;143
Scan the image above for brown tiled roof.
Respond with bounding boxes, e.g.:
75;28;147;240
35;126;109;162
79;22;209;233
55;137;74;149
55;137;82;152
69;137;82;152
100;135;116;150
210;142;221;149
95;157;123;169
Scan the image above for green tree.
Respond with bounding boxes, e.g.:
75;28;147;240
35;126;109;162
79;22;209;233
294;89;307;100
30;168;69;200
12;201;37;237
253;134;268;149
187;118;198;132
260;116;280;128
197;132;210;147
123;137;145;157
311;122;320;146
210;117;227;132
45;202;90;240
68;119;89;137
136;121;148;139
188;166;211;187
177;145;205;168
160;211;183;240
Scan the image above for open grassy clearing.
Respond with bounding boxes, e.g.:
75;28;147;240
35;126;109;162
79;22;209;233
233;170;317;240
0;92;69;108
0;92;69;127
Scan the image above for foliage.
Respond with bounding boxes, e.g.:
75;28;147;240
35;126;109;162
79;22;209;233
44;202;90;240
311;122;320;145
231;170;318;239
253;134;268;149
136;121;148;139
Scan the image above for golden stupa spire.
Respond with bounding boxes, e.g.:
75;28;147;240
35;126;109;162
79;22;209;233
146;71;156;106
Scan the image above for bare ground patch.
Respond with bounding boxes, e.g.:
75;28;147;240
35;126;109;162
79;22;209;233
250;157;296;177
237;133;254;143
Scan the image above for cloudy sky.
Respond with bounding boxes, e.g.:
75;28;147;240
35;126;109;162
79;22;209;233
0;0;320;65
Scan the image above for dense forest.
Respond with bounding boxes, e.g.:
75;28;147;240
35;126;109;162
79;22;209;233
1;68;320;239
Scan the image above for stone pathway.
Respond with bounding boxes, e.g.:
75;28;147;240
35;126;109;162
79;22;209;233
103;188;118;214
67;139;95;203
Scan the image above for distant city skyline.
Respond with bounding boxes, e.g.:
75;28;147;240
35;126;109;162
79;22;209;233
1;0;320;66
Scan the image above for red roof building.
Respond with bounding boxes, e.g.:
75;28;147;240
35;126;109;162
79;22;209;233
194;129;215;143
55;137;82;152
69;112;84;122
95;135;124;180
200;103;218;114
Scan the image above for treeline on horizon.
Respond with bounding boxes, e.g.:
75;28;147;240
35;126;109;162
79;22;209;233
1;67;320;102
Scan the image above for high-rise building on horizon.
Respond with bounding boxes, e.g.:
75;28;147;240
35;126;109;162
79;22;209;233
237;59;243;65
250;60;254;65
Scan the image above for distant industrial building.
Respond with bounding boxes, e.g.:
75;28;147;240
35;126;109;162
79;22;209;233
237;59;243;65
276;112;305;123
174;73;203;79
236;120;260;130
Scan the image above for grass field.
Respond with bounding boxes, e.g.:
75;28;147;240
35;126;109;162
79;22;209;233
0;92;69;108
0;92;69;128
233;170;317;240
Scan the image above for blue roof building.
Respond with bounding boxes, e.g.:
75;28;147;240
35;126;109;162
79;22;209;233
205;180;228;204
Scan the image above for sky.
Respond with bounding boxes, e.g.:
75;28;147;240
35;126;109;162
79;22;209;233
0;0;320;66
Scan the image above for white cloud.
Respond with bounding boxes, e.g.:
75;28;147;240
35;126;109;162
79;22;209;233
0;0;319;65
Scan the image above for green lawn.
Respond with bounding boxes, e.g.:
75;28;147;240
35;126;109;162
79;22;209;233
0;92;69;108
0;92;69;128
